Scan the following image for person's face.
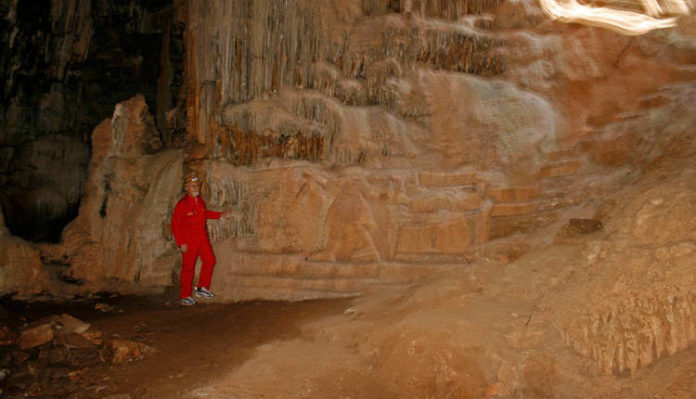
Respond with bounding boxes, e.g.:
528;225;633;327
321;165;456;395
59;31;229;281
185;181;201;197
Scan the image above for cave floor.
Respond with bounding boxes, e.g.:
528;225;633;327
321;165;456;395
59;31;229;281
4;258;696;398
1;294;353;398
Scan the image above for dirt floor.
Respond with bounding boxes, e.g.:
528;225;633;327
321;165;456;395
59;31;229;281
0;293;354;398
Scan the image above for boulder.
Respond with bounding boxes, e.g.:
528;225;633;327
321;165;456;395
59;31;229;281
18;324;54;350
0;326;15;346
0;203;50;296
45;313;92;336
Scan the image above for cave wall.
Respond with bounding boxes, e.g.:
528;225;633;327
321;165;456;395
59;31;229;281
178;0;696;300
0;0;185;242
3;0;694;302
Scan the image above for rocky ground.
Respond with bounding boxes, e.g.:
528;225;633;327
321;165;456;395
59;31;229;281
0;293;352;398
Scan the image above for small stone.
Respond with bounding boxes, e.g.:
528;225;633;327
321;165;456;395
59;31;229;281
50;313;91;335
0;351;10;367
0;326;16;346
18;324;54;349
12;351;30;364
109;339;156;363
40;346;104;367
55;332;95;349
95;303;115;312
81;327;104;345
486;382;507;397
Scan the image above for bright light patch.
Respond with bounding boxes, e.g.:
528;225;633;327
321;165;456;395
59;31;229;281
538;0;694;35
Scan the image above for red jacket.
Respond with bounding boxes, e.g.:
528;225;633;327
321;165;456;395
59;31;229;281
170;195;221;246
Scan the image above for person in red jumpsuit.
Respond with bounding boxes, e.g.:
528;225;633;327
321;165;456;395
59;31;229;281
170;172;231;306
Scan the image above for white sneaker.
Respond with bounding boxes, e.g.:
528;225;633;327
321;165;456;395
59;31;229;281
181;297;197;306
195;287;215;299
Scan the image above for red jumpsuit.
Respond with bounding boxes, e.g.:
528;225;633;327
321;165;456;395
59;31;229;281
170;195;221;299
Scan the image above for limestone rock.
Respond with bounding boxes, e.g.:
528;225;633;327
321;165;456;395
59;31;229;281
38;345;105;368
548;169;696;375
0;231;49;297
111;95;163;157
45;313;92;336
18;324;54;350
1;0;690;305
59;95;183;290
165;0;696;303
54;332;96;350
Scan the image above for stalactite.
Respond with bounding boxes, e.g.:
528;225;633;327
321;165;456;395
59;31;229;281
409;0;503;19
187;0;504;157
222;125;325;166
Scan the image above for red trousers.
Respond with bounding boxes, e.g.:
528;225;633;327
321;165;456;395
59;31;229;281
180;237;216;299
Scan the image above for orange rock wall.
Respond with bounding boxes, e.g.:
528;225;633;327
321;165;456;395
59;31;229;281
178;0;696;300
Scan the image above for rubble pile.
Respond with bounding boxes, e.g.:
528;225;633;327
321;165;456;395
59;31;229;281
0;311;155;398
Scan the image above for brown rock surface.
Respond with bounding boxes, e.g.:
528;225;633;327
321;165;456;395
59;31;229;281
108;339;157;364
18;324;54;350
50;95;183;291
155;0;696;302
0;205;50;296
546;168;696;376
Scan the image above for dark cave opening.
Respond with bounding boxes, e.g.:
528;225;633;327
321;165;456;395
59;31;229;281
0;0;185;243
1;198;80;244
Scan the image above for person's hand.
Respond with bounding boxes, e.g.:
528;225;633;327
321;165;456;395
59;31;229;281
180;244;188;253
221;210;238;219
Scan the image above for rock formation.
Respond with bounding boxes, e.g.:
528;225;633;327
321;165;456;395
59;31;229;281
172;0;696;301
43;95;183;291
0;202;50;296
549;168;696;375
